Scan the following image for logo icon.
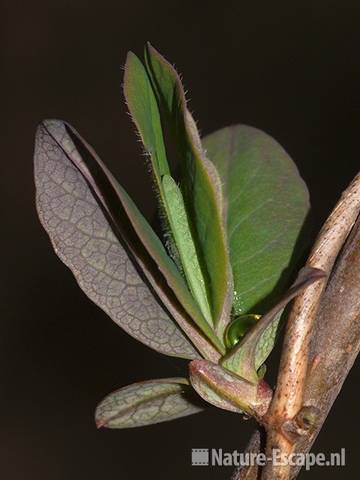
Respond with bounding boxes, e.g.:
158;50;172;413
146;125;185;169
191;449;209;466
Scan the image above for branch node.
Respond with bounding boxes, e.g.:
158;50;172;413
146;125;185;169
280;405;320;443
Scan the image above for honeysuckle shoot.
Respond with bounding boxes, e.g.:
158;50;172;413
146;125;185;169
34;43;320;429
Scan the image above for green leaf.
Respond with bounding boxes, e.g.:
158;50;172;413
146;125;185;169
162;174;212;324
123;53;224;355
112;174;223;359
95;378;202;428
221;267;326;383
123;51;169;184
203;125;310;323
144;43;233;329
34;119;201;359
123;51;177;265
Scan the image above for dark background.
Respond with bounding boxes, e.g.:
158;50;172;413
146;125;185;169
2;1;360;479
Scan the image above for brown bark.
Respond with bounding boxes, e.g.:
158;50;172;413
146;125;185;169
289;211;360;477
234;172;360;479
233;430;262;480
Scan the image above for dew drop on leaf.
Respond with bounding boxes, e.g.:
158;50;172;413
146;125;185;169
224;314;262;349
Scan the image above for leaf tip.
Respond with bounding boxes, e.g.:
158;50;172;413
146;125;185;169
123;51;140;84
95;418;106;429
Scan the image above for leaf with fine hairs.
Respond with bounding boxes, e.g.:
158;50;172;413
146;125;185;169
34;119;203;359
95;378;203;428
203;125;310;333
144;43;233;331
123;51;170;190
123;52;224;352
162;174;212;325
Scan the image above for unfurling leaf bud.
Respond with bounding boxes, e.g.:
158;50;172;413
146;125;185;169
189;359;272;420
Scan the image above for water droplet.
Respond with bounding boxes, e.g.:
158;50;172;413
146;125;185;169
224;314;262;349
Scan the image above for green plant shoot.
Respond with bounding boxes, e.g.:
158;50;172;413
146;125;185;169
34;43;317;429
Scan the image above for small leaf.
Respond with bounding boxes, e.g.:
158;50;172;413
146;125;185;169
124;53;223;356
144;43;233;329
112;175;223;359
123;51;169;184
34;119;200;359
221;267;326;383
95;378;202;429
162;174;212;324
123;51;179;265
189;360;272;419
203;125;310;327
